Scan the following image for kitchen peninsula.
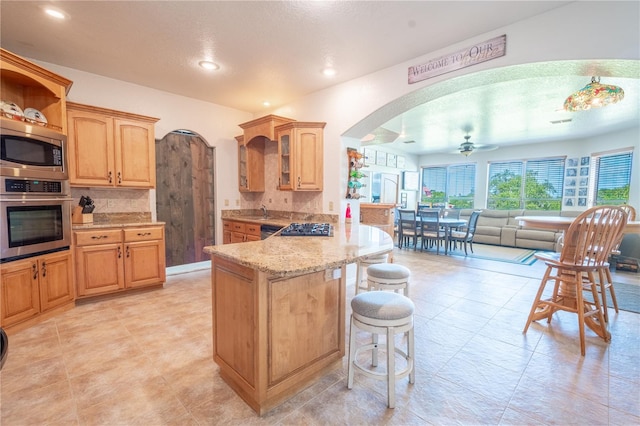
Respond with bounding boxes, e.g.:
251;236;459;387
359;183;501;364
203;223;393;415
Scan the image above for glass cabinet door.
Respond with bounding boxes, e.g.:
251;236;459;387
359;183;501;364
238;143;248;190
279;133;291;189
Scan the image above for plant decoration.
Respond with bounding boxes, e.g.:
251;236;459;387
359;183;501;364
346;148;367;199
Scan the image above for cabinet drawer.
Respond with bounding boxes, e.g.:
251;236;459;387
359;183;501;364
245;223;261;236
124;226;164;242
231;222;246;233
75;229;123;246
223;221;232;231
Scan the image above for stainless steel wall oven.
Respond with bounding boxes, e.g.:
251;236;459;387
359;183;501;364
1;120;72;262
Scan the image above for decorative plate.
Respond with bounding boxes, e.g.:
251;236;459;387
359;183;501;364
1;101;24;120
24;108;48;125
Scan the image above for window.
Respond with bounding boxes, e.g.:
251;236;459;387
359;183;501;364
593;150;633;205
421;164;476;208
487;158;564;210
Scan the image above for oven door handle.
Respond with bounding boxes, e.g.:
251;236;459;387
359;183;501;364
0;197;73;202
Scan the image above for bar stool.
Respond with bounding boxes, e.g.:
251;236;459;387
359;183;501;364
347;291;415;408
355;253;389;294
366;263;410;296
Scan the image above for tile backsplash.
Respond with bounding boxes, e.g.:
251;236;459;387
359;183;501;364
70;188;150;213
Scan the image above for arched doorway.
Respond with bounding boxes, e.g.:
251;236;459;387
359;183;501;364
155;130;215;267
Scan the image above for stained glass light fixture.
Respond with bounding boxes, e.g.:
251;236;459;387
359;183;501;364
563;76;624;112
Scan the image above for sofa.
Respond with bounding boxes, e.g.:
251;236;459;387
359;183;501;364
458;209;581;251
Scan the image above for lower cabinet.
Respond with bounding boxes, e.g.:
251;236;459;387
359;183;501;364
0;250;75;329
223;220;261;244
74;225;166;298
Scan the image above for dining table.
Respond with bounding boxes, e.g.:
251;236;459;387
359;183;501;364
418;216;467;255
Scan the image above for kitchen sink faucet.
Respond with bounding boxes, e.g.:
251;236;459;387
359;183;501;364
261;204;268;219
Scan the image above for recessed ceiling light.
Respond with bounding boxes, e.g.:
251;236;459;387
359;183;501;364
322;68;336;77
43;7;67;19
263;101;271;107
199;61;220;71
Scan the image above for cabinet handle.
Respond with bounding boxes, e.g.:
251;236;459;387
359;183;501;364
297;176;301;188
117;172;122;184
108;171;113;183
126;246;130;258
91;235;109;240
137;232;151;237
32;263;38;280
41;261;47;278
118;246;122;258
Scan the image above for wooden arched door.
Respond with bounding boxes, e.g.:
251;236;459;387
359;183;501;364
156;131;215;267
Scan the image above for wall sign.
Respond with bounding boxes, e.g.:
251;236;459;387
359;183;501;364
408;35;506;84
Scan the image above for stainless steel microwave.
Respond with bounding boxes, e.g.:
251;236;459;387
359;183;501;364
0;118;67;180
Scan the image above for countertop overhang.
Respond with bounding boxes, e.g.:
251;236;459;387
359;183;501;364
204;223;393;277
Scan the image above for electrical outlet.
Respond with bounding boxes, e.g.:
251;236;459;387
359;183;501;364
284;198;288;204
224;199;229;206
329;201;334;211
235;199;240;206
107;199;115;208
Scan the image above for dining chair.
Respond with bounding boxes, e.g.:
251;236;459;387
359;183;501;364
417;210;446;254
523;205;627;356
449;210;480;255
595;204;635;321
397;209;419;250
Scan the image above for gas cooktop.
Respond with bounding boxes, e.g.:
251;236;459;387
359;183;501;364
280;223;333;237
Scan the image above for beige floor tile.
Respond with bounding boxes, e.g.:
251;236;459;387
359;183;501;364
1;247;638;424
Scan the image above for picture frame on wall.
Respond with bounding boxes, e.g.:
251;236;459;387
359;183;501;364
581;156;590;166
396;155;405;169
376;150;387;166
567;158;578;167
387;153;397;168
363;148;375;166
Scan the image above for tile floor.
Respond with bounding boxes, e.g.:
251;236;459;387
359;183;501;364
1;247;639;425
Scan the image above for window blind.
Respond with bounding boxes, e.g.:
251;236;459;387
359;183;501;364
594;151;633;205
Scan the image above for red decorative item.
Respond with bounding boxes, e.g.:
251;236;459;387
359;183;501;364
346;203;352;223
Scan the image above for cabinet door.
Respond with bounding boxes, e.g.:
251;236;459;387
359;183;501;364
114;118;156;188
278;129;293;190
124;240;166;288
39;251;75;312
238;143;249;191
223;221;232;244
67;109;115;187
0;258;40;327
75;244;125;296
293;128;323;191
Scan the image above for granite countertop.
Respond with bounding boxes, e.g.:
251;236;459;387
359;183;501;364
204;223;394;277
223;216;294;228
72;221;165;230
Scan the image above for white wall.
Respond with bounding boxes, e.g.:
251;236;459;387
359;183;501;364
32;1;639;243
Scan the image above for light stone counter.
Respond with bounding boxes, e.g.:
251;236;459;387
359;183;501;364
205;222;394;415
203;223;393;278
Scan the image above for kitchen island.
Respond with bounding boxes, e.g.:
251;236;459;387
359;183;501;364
203;223;393;415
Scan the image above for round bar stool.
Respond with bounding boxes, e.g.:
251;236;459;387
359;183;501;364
347;291;415;409
355;253;389;294
366;263;411;296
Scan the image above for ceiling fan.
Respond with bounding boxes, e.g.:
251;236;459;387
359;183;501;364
455;135;498;156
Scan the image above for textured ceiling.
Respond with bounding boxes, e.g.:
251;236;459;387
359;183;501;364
1;1;638;155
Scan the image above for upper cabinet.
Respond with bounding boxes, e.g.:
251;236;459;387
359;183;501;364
67;102;159;188
236;114;295;193
0;48;73;135
276;122;325;191
235;134;265;192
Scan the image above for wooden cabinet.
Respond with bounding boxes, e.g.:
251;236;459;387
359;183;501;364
275;122;325;191
67;102;159;188
1;251;75;329
235;135;265;192
74;225;165;297
0;48;72;134
235;115;295;192
222;220;261;244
